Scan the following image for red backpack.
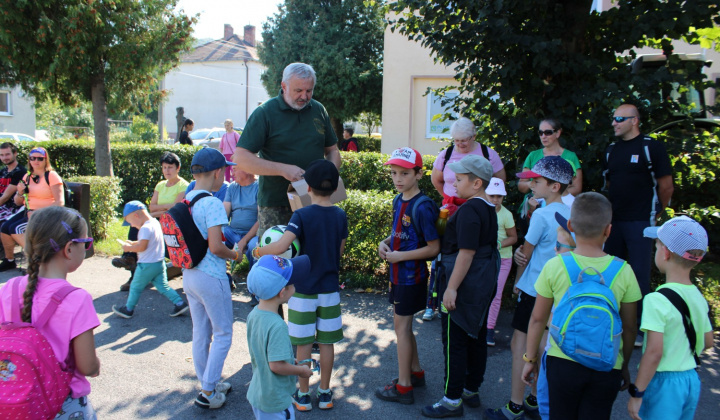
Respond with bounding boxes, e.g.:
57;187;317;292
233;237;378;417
160;192;212;269
0;277;77;419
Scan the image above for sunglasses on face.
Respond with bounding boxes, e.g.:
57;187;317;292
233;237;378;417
556;241;576;253
71;237;94;250
612;116;636;123
29;156;45;162
538;129;557;136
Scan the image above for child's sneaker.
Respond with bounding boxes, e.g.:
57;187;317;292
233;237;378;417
486;330;496;347
422;308;434;321
421;398;463;418
194;391;226;409
460;389;481;408
317;388;334;409
523;394;540;419
170;302;189;317
112;305;134;319
484;403;524;420
391;371;426;388
375;382;414;404
215;382;232;395
292;390;312;412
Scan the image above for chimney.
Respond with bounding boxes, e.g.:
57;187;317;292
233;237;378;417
244;25;256;47
224;24;234;40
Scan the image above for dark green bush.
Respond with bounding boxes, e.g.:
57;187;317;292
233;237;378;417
67;175;123;240
354;135;381;152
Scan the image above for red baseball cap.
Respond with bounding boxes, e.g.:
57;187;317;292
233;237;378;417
384;147;423;169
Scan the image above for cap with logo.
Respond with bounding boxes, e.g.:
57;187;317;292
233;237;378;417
384;147;423;169
516;155;573;184
643;216;708;262
247;255;311;300
122;201;147;226
191;147;236;174
485;177;507;196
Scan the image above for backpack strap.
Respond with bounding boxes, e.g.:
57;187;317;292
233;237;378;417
560;253;582;285
642;136;659;226
441;144;455;171
601;142;616;192
481;144;489;160
560;254;626;287
188;192;212;207
9;276;78;328
655;288;701;367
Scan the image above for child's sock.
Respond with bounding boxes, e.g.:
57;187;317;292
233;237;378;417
443;396;461;405
507;400;524;414
317;388;331;394
396;384;412;394
411;370;425;379
298;390;310;397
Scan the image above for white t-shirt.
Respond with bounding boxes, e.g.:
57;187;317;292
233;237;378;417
137;218;165;263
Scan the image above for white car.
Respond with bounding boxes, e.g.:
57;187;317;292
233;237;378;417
0;132;36;142
190;127;225;150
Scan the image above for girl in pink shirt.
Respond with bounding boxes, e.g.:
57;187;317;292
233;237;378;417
221;119;240;182
0;206;100;419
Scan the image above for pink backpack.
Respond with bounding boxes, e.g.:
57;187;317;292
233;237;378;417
0;277;77;419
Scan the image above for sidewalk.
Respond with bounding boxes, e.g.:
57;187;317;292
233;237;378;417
1;255;717;419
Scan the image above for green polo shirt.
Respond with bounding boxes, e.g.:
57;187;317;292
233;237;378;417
237;91;337;207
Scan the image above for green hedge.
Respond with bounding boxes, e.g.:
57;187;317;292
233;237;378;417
67;176;122;240
354;135;381;153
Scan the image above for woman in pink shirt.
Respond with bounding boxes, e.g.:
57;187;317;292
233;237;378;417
220;119;240;182
0;206;100;419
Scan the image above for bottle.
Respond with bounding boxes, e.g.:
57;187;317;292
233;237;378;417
436;208;449;236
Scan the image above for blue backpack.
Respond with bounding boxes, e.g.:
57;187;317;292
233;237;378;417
549;253;626;372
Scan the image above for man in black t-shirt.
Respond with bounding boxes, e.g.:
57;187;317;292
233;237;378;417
602;104;673;341
0;142;27;224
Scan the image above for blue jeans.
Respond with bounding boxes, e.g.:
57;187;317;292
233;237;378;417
222;226;257;268
126;261;183;311
183;268;234;392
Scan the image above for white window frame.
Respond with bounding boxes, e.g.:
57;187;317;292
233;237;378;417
0;91;10;116
426;90;459;138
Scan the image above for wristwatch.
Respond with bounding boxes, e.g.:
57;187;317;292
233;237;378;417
628;384;645;398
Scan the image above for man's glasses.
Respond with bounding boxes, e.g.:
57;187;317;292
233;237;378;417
538;129;557;136
29;156;45;161
72;237;94;251
612;116;636;123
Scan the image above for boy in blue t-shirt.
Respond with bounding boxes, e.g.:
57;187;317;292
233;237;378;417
627;216;714;420
184;148;245;410
246;254;313;420
255;159;348;412
375;147;440;406
486;156;573;420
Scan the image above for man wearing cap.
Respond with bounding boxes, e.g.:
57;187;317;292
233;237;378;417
233;63;341;237
603;103;674;342
184;147;243;410
246;255;313;420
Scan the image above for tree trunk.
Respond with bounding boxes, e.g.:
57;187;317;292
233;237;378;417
330;117;343;143
91;70;113;177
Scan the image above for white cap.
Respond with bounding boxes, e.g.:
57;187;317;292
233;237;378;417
485;177;507;196
644;216;708;262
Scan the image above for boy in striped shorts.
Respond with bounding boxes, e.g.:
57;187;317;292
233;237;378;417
255;159;348;411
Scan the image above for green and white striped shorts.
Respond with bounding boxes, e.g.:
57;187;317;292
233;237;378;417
287;291;343;345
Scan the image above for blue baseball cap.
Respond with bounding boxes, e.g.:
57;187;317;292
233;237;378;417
191;147;236;174
122;201;147;226
247;255;311;300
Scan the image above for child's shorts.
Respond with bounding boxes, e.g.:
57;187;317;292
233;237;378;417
639;369;700;420
288;292;343;345
389;282;426;316
511;291;536;333
252;403;295;420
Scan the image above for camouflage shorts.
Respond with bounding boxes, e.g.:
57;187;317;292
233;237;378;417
258;206;293;238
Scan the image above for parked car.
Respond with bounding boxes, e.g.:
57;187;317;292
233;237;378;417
0;132;37;142
190;127;225;150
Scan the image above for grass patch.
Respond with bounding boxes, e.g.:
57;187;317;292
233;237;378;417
93;217;129;257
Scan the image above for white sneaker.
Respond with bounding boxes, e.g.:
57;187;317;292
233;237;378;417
422;308;434;321
215;382;232;395
194;391;226;409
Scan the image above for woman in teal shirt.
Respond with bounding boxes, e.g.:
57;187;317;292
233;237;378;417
517;118;582;196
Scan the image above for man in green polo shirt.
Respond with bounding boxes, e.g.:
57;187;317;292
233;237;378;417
234;62;342;237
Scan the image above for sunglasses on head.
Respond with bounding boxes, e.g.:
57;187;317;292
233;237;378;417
612;116;636;123
538;129;557;136
29;156;45;161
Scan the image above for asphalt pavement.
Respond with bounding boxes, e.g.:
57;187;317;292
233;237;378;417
1;255;717;419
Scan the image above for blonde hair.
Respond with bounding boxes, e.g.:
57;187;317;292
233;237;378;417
21;207;86;322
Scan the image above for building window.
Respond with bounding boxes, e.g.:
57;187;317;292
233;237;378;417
0;91;10;116
426;90;459;138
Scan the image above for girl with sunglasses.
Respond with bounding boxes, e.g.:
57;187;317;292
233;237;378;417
0;147;66;272
0;206;100;419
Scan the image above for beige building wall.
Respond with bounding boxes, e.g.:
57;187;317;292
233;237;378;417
382;23;460;156
0;86;35;135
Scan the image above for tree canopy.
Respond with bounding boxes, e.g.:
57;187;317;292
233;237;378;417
387;0;719;188
0;0;195;176
259;0;384;139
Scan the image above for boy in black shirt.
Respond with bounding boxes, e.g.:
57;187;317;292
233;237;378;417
422;155;499;418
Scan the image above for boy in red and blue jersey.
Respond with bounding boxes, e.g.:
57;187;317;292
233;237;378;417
376;147;440;405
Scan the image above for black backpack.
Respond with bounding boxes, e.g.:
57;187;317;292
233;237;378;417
23;172;73;207
441;143;489;170
160;192;212;269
